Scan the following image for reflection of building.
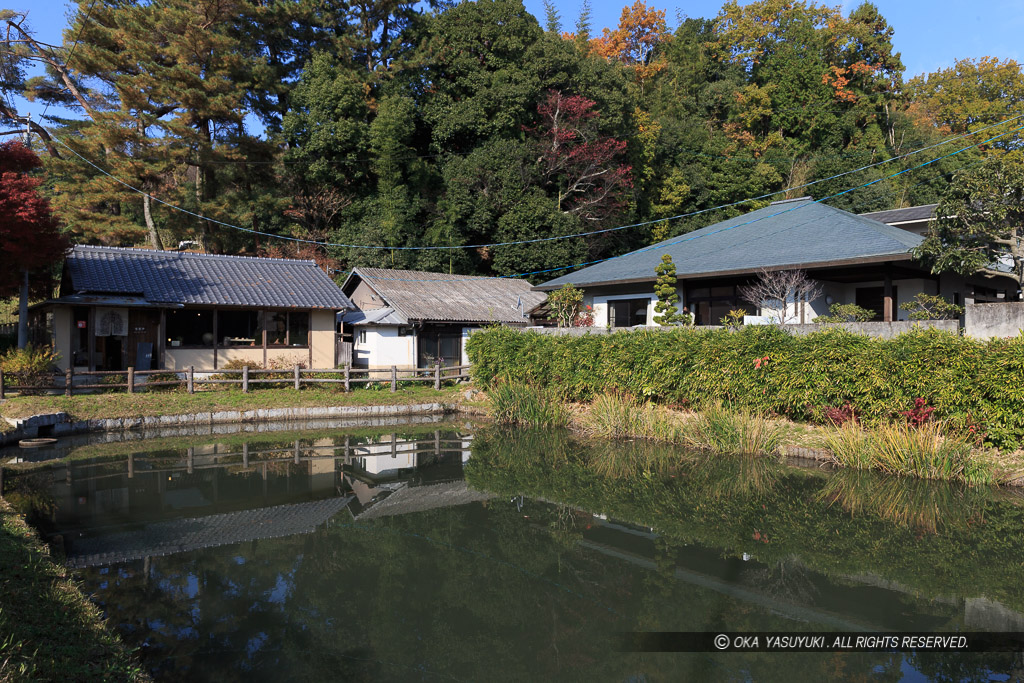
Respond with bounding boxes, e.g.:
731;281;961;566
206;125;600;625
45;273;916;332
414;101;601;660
31;245;354;372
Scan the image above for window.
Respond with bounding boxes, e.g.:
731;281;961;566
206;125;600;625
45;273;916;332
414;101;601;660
166;309;213;347
609;298;650;328
357;329;367;344
685;284;752;325
218;310;261;346
264;311;310;347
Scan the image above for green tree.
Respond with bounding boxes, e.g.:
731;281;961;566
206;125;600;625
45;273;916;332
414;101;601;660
915;150;1024;299
652;254;684;325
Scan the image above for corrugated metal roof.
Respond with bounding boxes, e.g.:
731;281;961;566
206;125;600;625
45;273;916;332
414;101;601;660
861;204;938;225
65;245;354;310
340;307;408;325
348;268;546;324
538;199;924;290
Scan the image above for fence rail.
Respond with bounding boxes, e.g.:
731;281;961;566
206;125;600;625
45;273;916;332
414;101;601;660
0;363;471;398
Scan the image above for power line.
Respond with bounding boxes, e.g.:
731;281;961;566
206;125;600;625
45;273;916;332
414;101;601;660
354;121;1024;283
37;0;99;126
48;113;1024;253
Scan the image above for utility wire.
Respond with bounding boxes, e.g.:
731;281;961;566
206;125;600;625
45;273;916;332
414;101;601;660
354;121;1024;283
48;113;1024;253
36;0;99;126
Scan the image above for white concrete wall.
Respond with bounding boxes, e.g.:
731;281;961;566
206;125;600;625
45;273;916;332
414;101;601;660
353;326;416;369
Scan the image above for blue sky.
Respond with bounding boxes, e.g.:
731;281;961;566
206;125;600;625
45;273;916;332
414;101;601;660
6;0;1022;127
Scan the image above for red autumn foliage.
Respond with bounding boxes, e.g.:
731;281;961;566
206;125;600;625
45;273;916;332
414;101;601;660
900;397;935;427
0;141;67;296
529;91;632;223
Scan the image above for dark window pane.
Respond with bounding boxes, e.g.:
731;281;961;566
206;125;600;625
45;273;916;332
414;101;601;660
219;310;261;347
166;309;213;347
288;312;309;347
265;311;288;347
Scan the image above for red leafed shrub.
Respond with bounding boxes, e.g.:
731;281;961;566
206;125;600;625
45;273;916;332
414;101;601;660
901;397;934;427
823;403;856;427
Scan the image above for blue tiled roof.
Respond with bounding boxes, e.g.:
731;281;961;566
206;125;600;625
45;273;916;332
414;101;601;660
65;245;354;310
538;199;924;290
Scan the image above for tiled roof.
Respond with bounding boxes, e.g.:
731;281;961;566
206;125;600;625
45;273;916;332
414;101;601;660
538;199;924;290
861;204;938;225
346;268;546;324
65;245;354;310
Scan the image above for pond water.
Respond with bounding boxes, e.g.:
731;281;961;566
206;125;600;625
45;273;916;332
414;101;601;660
5;422;1024;681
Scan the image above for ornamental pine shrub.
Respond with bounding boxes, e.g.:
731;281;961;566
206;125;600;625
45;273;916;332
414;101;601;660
466;326;1024;450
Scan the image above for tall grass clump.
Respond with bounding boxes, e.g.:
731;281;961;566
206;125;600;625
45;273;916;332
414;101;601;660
683;403;783;456
825;421;994;485
584;393;689;442
488;383;568;428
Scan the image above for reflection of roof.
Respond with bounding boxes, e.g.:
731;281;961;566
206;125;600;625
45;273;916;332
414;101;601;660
355;481;493;520
343;268;545;324
538;199;924;290
63;245;354;310
340;307;407;326
861;204;938;225
66;496;352;568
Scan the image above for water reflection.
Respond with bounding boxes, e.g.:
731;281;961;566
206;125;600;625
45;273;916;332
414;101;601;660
5;424;1024;681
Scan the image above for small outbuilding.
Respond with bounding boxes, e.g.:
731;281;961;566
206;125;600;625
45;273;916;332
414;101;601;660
32;245;354;372
340;268;545;368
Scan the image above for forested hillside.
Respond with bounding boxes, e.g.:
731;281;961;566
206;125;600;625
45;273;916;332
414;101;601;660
1;0;1020;282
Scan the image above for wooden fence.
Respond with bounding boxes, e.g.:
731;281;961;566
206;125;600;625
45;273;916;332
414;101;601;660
0;363;471;398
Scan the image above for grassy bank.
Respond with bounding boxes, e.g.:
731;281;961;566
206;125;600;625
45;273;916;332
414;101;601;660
484;385;1015;485
0;385;463;423
0;499;148;681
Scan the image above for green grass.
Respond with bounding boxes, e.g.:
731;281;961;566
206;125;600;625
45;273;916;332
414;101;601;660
0;385;463;423
0;500;149;681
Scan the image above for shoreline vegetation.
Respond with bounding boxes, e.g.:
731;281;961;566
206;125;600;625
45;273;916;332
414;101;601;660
487;385;1017;486
0;499;149;682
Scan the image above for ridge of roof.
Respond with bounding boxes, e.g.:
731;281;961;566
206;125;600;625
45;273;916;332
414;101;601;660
70;244;318;267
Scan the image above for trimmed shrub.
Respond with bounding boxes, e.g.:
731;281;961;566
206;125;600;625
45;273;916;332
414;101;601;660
466;326;1024;449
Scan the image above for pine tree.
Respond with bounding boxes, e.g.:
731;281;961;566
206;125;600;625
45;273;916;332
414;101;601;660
652;254;684;325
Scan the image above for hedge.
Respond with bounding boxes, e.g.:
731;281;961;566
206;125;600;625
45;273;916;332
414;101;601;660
466;326;1024;450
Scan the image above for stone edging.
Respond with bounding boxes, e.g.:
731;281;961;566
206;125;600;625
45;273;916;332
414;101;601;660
1;402;455;446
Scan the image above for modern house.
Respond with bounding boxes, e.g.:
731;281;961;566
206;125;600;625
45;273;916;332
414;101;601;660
31;245;355;372
340;268;546;368
535;198;1016;326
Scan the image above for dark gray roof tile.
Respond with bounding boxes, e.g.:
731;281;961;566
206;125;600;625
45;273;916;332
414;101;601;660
66;245;354;310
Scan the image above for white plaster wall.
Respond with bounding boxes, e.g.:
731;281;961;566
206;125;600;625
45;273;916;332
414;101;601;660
164;348;216;371
52;307;72;372
218;347;266;368
354;326;415;368
310;309;335;368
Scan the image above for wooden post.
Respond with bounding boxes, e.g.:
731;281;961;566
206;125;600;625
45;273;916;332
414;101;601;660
0;466;4;499
294;440;301;465
434;429;440;457
242;365;249;393
187;447;194;474
187;366;194;394
127;453;134;479
242;442;249;469
391;365;397;392
344;364;350;392
883;272;894;322
65;367;73;397
127;366;135;394
0;368;5;400
294;364;300;391
434;363;441;391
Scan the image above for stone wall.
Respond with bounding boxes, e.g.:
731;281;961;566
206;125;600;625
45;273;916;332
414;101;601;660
779;320;960;339
964;302;1024;339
